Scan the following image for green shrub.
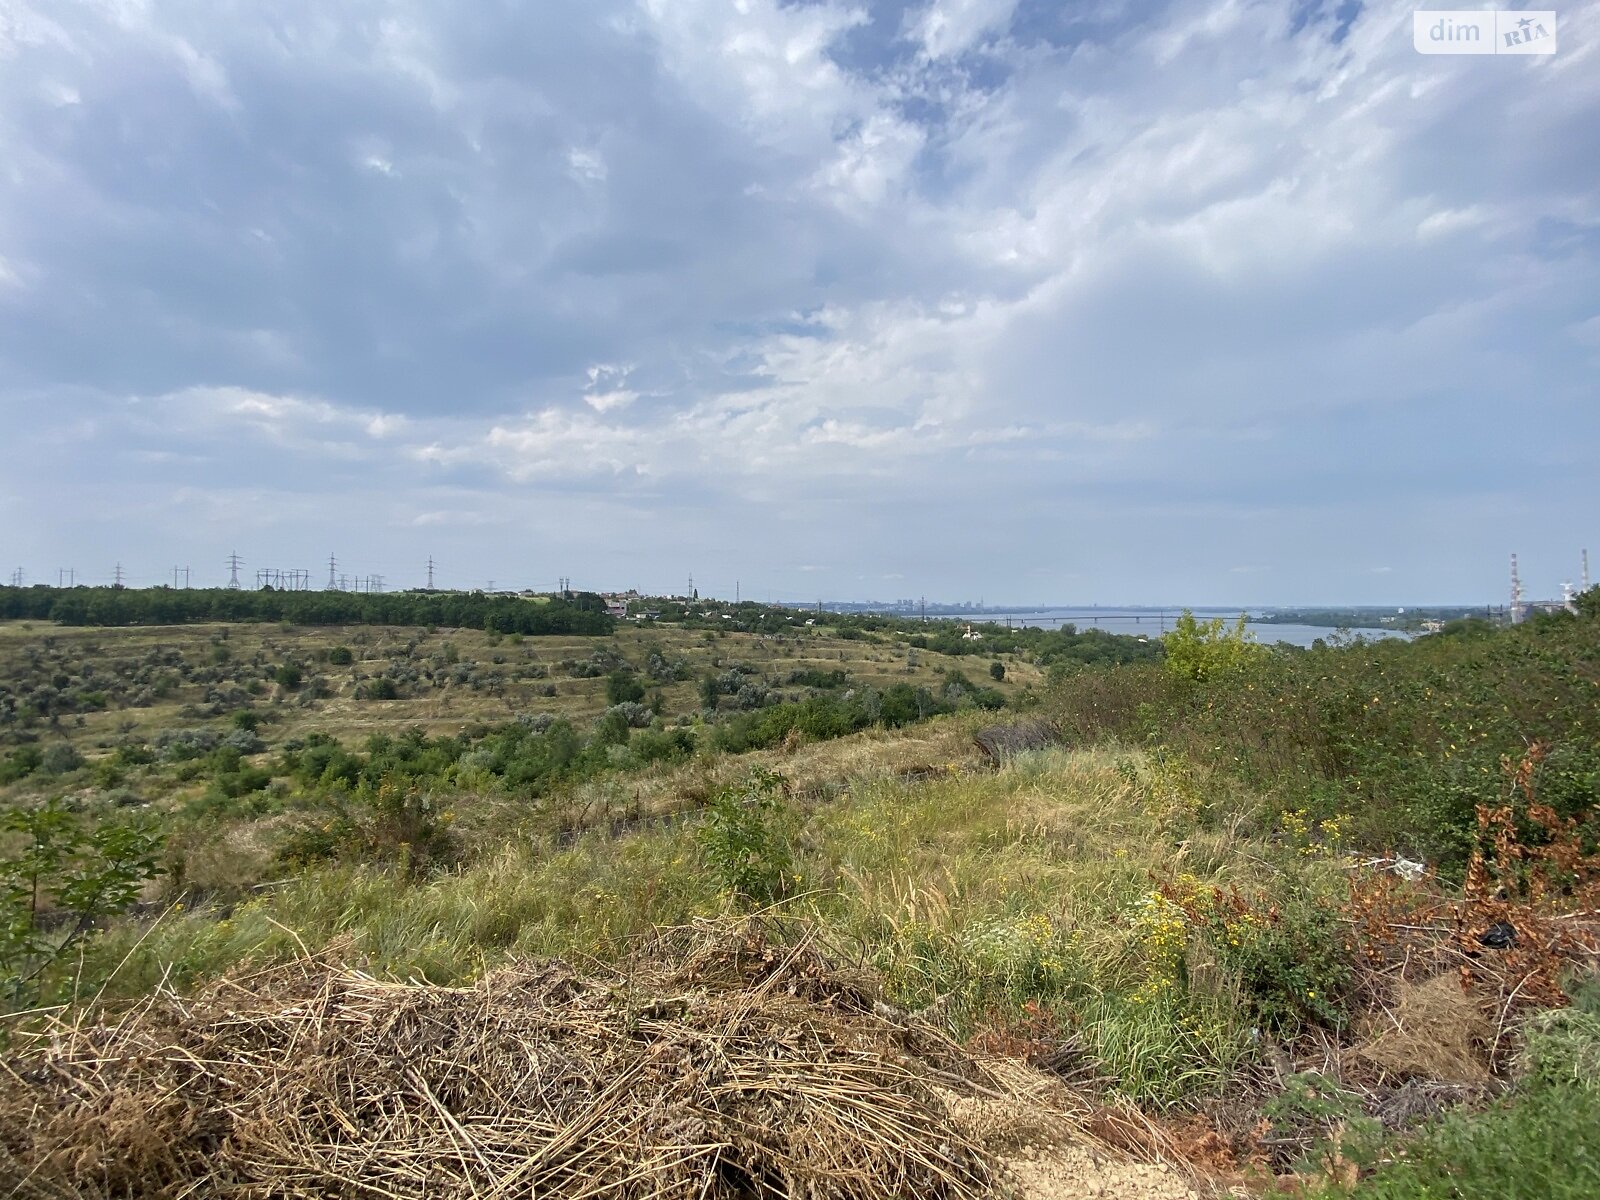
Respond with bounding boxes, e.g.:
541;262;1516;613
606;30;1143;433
0;747;42;784
698;768;793;906
1162;611;1266;682
39;743;84;775
604;670;646;705
1206;882;1353;1033
277;775;455;877
1;800;165;1010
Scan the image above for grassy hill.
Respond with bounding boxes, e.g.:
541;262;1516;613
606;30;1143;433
1;599;1597;1197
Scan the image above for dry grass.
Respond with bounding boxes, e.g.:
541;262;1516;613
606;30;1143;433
2;918;1003;1200
1349;974;1493;1086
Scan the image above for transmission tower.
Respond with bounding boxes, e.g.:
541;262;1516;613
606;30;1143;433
370;574;384;594
326;554;338;589
59;568;76;587
1510;553;1525;625
1584;549;1591;594
8;568;20;587
227;553;244;589
427;556;435;590
113;563;125;588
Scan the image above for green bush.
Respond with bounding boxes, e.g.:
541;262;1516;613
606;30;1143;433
0;746;42;784
1162;611;1266;682
1196;879;1354;1033
1;800;165;1010
39;743;84;775
1050;607;1600;873
604;670;646;705
277;775;455;877
698;768;793;906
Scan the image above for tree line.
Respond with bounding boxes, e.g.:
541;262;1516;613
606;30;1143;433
0;586;614;636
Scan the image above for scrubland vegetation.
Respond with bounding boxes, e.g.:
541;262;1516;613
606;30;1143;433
2;590;1597;1197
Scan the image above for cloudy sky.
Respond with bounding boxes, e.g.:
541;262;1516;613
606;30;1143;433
0;0;1595;605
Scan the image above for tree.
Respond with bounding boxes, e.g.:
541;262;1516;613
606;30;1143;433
2;801;164;1008
989;660;1006;682
604;670;645;706
1162;611;1266;682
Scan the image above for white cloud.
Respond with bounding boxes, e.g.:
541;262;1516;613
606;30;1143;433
410;509;505;527
639;0;872;151
910;0;1019;60
812;111;924;209
567;147;608;183
152;387;411;457
1417;206;1493;240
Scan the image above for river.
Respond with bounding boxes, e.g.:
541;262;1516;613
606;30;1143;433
887;607;1414;649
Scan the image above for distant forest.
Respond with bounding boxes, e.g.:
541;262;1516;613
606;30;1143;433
1258;606;1494;630
0;586;614;636
825;611;1165;668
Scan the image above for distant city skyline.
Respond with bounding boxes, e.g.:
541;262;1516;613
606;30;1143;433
3;547;1591;612
1;2;1595;604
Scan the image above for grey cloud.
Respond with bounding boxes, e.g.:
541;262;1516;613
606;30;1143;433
0;0;1595;602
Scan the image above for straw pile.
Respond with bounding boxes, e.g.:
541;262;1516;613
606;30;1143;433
0;920;996;1200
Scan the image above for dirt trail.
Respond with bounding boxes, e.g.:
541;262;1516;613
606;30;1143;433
1002;1146;1198;1200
